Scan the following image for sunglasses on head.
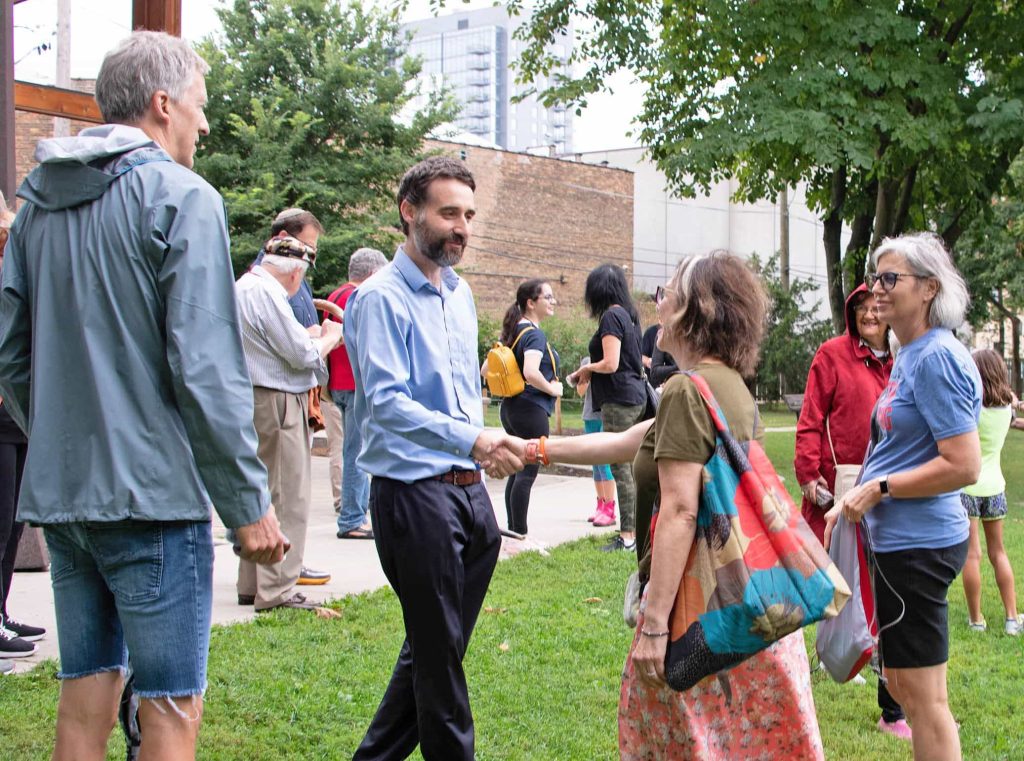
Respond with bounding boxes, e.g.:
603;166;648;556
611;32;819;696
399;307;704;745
865;271;927;292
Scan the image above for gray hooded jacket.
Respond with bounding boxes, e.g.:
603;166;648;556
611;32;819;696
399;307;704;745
0;125;270;527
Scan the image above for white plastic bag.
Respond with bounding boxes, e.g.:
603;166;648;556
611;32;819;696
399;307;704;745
815;515;875;682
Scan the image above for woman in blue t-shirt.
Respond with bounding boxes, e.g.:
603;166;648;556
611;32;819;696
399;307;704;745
497;279;562;537
567;264;646;552
824;233;981;761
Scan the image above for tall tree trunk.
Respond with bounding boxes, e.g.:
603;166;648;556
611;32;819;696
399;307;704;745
844;211;875;289
869;179;899;253
779;186;790;293
892;165;918;235
823;167;847;333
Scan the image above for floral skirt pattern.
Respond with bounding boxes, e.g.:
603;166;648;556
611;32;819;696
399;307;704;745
618;622;824;761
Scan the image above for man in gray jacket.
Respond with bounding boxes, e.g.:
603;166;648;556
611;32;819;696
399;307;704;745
0;31;287;761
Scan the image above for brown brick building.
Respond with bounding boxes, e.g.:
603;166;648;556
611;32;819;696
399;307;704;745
13;117;634;320
426;140;634;317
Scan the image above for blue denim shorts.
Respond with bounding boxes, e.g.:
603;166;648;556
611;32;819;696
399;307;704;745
44;520;214;698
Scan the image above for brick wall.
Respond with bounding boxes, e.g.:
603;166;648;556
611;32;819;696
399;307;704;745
426;140;634;317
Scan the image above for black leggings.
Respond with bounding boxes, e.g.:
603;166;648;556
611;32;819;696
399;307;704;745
0;440;27;620
499;396;550;535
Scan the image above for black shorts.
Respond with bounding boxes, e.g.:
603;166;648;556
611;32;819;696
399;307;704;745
871;540;968;669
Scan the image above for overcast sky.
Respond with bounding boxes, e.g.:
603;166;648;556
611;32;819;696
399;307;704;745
12;0;642;153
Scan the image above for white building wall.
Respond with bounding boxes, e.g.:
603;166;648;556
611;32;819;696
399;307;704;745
578;147;844;319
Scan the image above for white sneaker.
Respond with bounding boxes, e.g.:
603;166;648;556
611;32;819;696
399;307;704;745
968;618;987;632
1005;615;1023;636
851;673;867;685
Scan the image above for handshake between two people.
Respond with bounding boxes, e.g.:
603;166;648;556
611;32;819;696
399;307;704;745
471;429;538;480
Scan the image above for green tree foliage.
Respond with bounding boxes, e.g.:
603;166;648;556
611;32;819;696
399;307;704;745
195;0;457;291
504;0;1024;331
751;256;834;401
959;155;1024;323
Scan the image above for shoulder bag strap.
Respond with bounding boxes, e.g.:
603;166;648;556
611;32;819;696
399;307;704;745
509;325;534;351
683;370;731;435
826;417;839;470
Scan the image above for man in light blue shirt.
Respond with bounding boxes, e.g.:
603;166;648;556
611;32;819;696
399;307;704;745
346;156;523;761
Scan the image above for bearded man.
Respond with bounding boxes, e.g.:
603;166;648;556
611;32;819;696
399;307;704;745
344;156;524;761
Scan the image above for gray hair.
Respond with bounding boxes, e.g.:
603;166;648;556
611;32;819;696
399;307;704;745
870;232;969;330
95;31;209;124
348;248;388;283
262;254;308;275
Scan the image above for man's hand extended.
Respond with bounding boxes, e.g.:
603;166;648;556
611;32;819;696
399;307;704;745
471;430;525;479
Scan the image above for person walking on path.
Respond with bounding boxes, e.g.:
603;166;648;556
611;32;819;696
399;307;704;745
0;31;287;760
960;349;1022;636
497;279;562;537
235;235;343;611
345;156;523;761
325;247;388;540
795;284;909;739
567;264;646;552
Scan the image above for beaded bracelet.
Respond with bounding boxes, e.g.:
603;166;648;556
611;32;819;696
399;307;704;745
525;440;540;465
640;629;669;638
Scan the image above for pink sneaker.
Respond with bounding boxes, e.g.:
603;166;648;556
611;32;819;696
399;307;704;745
592;499;616;528
878;717;912;741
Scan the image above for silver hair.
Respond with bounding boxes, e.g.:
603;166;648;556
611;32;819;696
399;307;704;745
348;248;388;283
95;31;209;125
869;232;969;330
262;254;309;275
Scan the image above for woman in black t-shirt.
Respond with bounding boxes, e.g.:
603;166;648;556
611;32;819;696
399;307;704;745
567;264;646;552
497;279;563;536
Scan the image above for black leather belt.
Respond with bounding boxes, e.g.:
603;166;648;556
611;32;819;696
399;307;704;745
431;469;483;486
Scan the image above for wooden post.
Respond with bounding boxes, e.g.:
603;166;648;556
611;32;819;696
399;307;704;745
554;397;562;435
54;0;71;137
1;0;15;204
133;0;181;36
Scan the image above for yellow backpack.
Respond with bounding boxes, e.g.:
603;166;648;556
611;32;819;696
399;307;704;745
484;326;534;398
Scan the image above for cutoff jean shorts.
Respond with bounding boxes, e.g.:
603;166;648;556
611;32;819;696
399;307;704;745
44;519;214;698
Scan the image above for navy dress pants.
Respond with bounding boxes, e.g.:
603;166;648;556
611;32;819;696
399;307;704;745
354;476;500;761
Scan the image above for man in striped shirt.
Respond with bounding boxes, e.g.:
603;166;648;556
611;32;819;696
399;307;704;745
235;235;344;611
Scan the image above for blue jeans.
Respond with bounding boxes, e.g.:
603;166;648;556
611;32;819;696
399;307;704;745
333;389;371;534
44;520;213;698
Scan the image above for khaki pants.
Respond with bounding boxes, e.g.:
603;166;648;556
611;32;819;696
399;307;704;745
321;388;343;510
238;387;311;609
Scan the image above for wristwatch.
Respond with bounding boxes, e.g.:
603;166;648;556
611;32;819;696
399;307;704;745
878;476;890;497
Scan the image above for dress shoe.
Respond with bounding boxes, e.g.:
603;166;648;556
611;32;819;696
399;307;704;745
257;592;318;612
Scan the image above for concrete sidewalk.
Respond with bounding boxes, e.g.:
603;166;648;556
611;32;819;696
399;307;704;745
6;454;610;673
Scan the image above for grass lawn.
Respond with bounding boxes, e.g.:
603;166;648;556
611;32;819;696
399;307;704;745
483;400;797;432
3;432;1022;759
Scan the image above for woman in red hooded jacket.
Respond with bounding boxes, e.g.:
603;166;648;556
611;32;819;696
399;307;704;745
794;284;910;741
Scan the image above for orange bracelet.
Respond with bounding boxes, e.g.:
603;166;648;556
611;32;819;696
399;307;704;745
538;435;550;466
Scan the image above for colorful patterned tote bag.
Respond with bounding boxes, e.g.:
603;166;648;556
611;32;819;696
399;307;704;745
655;372;851;692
